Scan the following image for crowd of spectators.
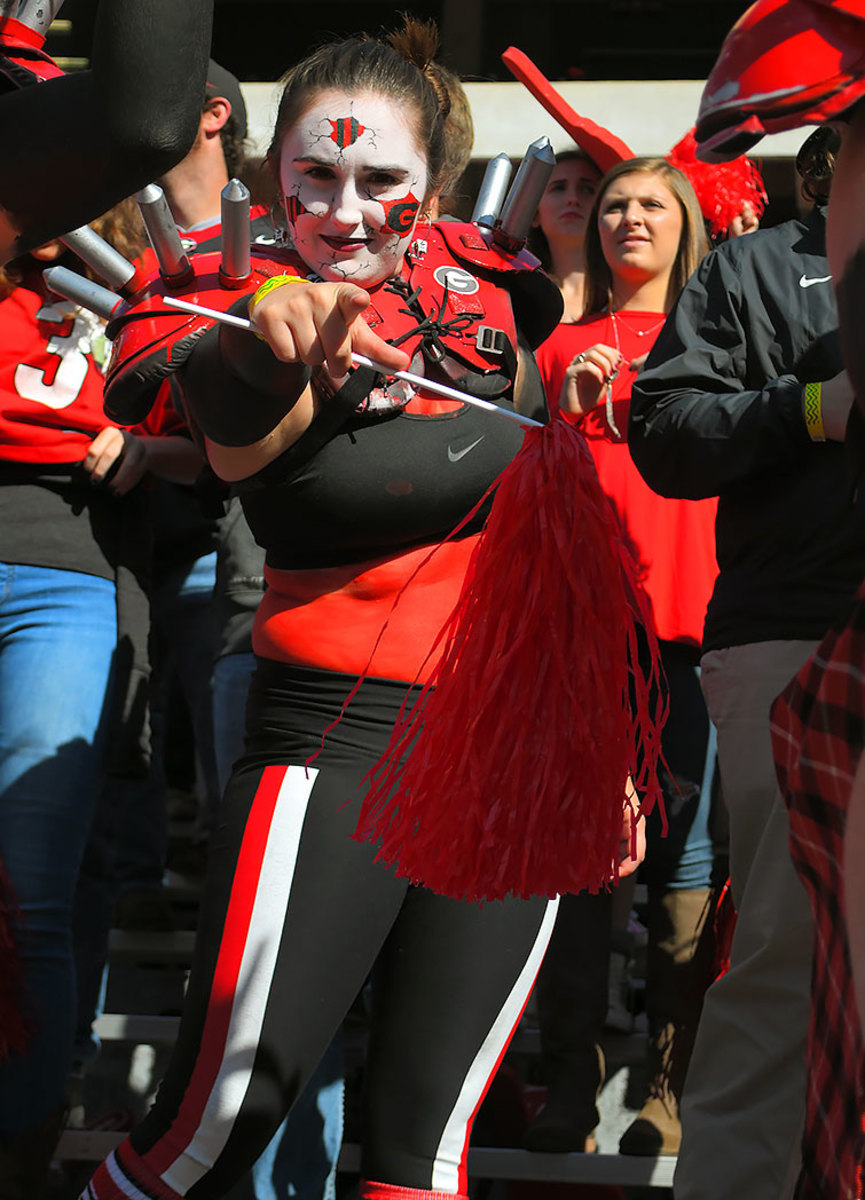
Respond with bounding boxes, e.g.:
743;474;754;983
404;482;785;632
1;4;865;1200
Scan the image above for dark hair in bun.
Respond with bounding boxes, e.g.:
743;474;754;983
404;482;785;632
268;16;449;199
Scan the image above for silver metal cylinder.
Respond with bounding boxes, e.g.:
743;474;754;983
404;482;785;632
61;226;137;291
495;137;556;251
11;1;66;35
43;265;122;322
220;178;251;282
136;183;191;280
471;154;513;229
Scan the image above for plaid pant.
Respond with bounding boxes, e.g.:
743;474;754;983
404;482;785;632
772;586;865;1200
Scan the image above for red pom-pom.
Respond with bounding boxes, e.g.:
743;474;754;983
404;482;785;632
352;417;666;902
668;127;767;237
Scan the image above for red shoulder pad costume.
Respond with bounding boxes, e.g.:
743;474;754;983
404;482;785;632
0;16;64;90
695;0;865;160
103;222;562;426
103;248;288;424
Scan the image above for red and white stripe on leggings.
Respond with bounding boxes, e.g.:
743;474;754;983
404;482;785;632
85;763;318;1200
421;895;557;1195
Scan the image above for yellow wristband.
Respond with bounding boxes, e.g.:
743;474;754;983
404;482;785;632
803;381;825;442
248;273;306;318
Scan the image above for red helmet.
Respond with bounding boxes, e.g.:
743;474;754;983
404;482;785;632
695;0;865;160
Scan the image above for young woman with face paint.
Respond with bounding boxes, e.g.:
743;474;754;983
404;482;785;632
79;20;588;1200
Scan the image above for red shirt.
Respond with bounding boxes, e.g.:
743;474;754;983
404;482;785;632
0;265;181;465
536;312;718;646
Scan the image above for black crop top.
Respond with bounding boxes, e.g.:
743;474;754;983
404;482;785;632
239;396;530;570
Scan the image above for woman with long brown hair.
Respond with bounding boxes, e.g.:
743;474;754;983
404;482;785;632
537;157;718;1158
529;150;603;322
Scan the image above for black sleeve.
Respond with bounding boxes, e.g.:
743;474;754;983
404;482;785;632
176;308;312;449
0;0;214;259
628;246;812;501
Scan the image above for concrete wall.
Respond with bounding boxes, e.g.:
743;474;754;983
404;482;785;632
240;78;815;162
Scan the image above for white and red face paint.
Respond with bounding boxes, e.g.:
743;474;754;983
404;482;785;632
278;88;428;287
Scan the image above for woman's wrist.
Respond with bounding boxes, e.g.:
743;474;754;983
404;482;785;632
803;381;826;442
219;313;312;400
178;311;312;449
248;273;307;320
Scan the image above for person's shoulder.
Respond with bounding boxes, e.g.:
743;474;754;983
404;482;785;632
687;217;818;306
552;312;607;337
711;215;812;268
0;266;46;319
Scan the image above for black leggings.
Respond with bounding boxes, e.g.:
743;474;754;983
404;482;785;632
86;663;555;1200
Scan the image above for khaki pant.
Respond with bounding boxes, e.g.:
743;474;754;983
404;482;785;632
673;641;817;1200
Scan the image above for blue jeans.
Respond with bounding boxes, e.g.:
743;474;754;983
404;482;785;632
73;552;221;1065
213;651;344;1200
642;640;718;890
115;549;220;887
212;650;256;795
0;563;116;1135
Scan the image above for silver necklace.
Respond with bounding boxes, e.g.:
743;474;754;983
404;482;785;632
609;309;667;340
602;309;667;440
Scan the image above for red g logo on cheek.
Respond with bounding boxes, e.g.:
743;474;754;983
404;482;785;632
284;195;309;225
382;193;421;235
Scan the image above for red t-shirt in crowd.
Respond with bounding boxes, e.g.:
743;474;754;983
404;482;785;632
536;311;718;647
0;264;181;464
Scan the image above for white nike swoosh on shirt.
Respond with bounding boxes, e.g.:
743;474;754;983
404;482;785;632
798;274;832;288
448;436;485;463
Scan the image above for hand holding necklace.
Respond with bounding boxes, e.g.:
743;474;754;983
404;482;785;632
560;342;625;421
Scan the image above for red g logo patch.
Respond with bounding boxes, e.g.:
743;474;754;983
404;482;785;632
382;193;421;235
329;117;366;149
432;265;480;295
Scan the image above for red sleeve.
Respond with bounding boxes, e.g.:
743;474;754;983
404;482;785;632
0;275;114;463
134;379;189;439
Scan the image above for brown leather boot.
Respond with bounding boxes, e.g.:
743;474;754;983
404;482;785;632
619;887;713;1157
0;1104;67;1200
619;1021;682;1155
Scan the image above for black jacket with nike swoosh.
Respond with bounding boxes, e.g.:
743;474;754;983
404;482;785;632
628;206;865;652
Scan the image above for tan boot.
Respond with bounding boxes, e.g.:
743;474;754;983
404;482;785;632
619;888;714;1157
619;1022;682;1155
